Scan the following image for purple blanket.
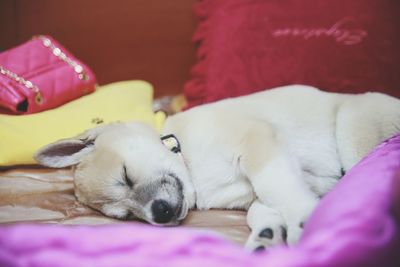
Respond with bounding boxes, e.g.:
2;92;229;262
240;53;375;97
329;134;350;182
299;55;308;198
1;134;400;267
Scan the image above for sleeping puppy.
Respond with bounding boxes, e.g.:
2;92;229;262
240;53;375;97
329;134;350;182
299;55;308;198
35;85;400;250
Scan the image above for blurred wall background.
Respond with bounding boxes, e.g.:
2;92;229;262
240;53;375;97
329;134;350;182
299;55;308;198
0;0;197;97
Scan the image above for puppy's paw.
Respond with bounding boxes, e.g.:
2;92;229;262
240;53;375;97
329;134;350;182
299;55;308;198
245;224;287;251
286;222;304;245
246;200;288;251
284;204;315;245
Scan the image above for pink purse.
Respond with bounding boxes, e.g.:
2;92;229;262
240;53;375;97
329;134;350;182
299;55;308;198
0;35;97;114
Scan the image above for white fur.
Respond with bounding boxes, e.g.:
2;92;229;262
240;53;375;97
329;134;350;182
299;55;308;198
162;85;400;248
35;85;400;250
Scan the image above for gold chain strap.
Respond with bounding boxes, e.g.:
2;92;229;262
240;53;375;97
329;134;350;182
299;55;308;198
36;36;89;81
0;35;90;105
0;65;43;104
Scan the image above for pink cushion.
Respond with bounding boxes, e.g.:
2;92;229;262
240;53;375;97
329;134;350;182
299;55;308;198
184;0;400;108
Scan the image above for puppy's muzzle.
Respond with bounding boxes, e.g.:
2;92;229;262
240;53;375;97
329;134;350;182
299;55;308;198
151;200;176;224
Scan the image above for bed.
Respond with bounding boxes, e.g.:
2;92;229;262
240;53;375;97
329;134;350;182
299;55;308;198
0;1;399;266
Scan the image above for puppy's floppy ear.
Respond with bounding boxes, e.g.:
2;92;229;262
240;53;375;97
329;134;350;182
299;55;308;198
34;137;96;168
34;124;110;168
35;123;119;168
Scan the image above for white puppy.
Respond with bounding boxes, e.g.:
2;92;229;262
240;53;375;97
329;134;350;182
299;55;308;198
35;85;400;250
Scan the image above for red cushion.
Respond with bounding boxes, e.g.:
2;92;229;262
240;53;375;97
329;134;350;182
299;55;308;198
184;0;400;108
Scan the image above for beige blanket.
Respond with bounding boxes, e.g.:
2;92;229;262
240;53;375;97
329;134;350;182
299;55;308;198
0;167;249;244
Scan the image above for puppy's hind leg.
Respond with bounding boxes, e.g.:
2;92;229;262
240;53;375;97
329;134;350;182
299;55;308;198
245;200;287;251
336;93;400;171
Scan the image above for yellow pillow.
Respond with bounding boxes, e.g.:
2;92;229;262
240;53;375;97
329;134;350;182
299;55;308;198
0;80;166;166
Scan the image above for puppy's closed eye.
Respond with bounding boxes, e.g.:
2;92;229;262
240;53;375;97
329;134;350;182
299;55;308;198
123;165;134;188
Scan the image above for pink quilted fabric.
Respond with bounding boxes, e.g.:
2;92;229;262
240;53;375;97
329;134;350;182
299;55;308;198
0;36;96;114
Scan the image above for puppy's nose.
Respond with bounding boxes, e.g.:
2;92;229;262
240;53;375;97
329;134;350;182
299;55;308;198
151;200;174;224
